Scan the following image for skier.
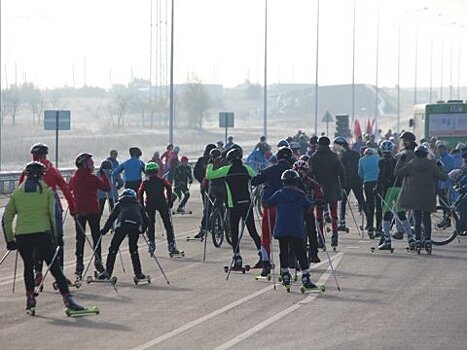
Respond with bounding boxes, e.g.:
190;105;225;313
98;189;151;281
374;140;415;250
113;147;145;192
395;145;448;253
69;153;111;280
251;146;292;277
358;147;382;238
332;136;367;232
161;144;176;177
18;143;76;287
167;146;181;183
173;155;193;213
107;149;120;170
225;136;235;150
206;147;262;269
309;136;346;250
263;169;320;291
150;151;164;176
97;159;121;219
138;162;183;256
4;162;92;316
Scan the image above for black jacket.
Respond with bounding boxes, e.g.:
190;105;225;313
194;156;209;183
101;196;149;234
340;149;361;186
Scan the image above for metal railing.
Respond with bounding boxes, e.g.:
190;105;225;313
0;168;75;194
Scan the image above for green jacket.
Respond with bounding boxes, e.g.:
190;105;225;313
4;181;56;242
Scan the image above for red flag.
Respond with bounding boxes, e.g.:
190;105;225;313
366;119;372;134
354;120;362;139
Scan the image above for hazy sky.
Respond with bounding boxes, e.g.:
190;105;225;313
2;0;467;89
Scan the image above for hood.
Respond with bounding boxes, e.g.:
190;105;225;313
410;157;434;171
282;187;305;202
316;145;331;154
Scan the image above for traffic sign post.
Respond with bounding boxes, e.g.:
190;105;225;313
219;112;235;145
322;110;334;136
44;110;71;167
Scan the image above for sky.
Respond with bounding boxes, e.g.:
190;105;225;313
2;0;467;89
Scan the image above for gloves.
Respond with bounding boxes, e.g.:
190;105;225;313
148;240;156;257
7;241;17;251
56;235;64;247
99;229;107;236
167;200;174;209
436;160;443;168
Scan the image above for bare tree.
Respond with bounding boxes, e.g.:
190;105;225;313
181;76;210;129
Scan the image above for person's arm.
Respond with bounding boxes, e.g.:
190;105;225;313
163;178;173;203
262;191;278;209
94;172;111;192
113;161;125;177
433;163;449;182
54;168;76;214
205;163;230;180
394;158;411;177
3;196;17;243
101;203;120;234
137;181;146;205
47;188;57;236
244;164;257;178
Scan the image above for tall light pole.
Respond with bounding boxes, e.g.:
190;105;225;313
149;0;154;128
351;0;356;127
413;25;419;105
374;6;380;131
457;37;461;99
168;0;174;145
0;0;2;171
440;40;444;100
397;25;400;132
314;0;320;135
263;0;268;138
429;38;433;102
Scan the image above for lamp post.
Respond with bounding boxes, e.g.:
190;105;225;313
351;0;356;126
314;0;320;135
263;0;268;138
168;0;174;145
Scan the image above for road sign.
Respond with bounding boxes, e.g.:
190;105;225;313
44;110;71;130
219;112;235;144
321;110;334;123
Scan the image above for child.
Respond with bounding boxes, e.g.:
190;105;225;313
98;189;151;281
138;162;183;256
263;169;319;290
113;147;146;191
97;159;122;220
173;155;193;213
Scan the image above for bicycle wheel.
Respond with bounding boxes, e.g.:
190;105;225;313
430;206;458;246
254;185;263;217
211;210;224;248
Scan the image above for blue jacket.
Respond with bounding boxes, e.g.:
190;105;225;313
264;186;312;239
438;152;455;190
107;157;120;171
246;150;268;172
97;169;120;201
358;154;380;183
113;157;146;182
251;160;291;201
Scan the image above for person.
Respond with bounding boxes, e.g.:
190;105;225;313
18;143;76;287
255;135;271;155
167;146;181;183
358;147;381;238
150;151;163;176
309;136;346;249
353;135;365;154
251;146;293;276
107;149;120;171
395;145;448;253
375;140;415;250
263;169;320;290
436;142;455;209
98;189;150;281
114;147;145;191
161;144;176;176
4;162;89;315
173;156;193;213
225;136;234;150
138;162;183;256
206;147;262;269
69;153;111;280
193;143;217;239
97;159;121;219
333;136;367;231
216;140;225;153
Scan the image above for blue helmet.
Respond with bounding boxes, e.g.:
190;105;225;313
276;139;290;148
379;140;394;153
120;188;136;200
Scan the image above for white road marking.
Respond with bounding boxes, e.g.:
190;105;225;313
129;254;342;350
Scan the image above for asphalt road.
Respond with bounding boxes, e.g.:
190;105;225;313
0;190;466;350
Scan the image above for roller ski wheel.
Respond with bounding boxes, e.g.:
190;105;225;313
87;272;118;285
255;273;271;281
173;210;192;215
300;284;326;294
371;246;394;253
186;235;203;242
66;305;100;317
134;275;151;285
169;250;185;258
224;265;250;274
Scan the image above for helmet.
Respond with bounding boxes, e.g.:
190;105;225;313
209;148;222;159
226;148;243;162
167;144;174;150
318;136;331;146
414;145;429;157
309;136;318;145
276;147;292;160
203;143;217;157
129;147;142;158
174;146;180;153
364;148;376;156
75;153;93;168
293;160;309;171
379;140;394;153
333;136;348;146
289;142;300;150
281;169;300;186
120;188;136;200
276;139;290;148
30;143;49;156
145;162;159;173
300;154;310;162
100;159;113;170
25;161;46;180
400;131;416;143
181;155;188;163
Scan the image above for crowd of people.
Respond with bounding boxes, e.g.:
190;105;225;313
2;130;467;315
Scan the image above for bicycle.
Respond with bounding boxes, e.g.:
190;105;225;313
209;198;232;248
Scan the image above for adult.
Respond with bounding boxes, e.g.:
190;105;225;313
113;147;145;192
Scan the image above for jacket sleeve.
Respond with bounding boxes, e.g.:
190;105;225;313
54;168;76;213
140;206;150;233
137;181;146;205
205;163;230;180
94;172;111;192
245;165;257;178
47;188;57;235
3;196;17;242
394;159;411;177
102;202;120;234
433;163;448;182
113;161;125;178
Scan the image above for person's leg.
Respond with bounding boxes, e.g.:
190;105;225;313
74;215;86;276
330;201;338;233
413;210;422;241
352;179;367;216
38;233;70;295
315;205;324;238
98;198;106;219
261;207;275;261
106;228;126;276
364;182;376;230
16;235;35;293
339;188;349;224
179;184;191;209
54;201;65;268
158;205;175;245
422;211;432;241
305;211;319;262
278;237;290;271
229;206;241;255
291;237;308;272
146;206;156;241
375;190;383;232
128;230;143;277
88;214;103;271
244;204;261;250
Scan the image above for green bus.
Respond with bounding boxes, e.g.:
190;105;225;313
410;100;467;147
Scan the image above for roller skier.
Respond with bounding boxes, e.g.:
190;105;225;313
113;147;146;192
172;156;193;214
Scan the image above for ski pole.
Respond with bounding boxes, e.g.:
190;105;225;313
267;208;276;290
0;250;11;267
81;234;104;279
34;246;61;296
315;218;341;292
12;250;18;294
202;191;214;263
343;190;362;238
142;234;170;285
105;191;126;273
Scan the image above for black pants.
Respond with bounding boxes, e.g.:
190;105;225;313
99;197;115;219
146;204;175;244
125;180;142;192
340;178;367;222
17;232;70;295
305;211;319;257
106;224;142;276
413;210;432;241
364;181;382;230
75;213;102;273
174;183;190;209
229;202;261;254
278;236;308;271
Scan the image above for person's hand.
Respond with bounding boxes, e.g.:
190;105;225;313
167;200;174;209
56;235;64;247
148;240;156;257
7;241;17;251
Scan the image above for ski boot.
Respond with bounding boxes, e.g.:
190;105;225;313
407;238;417;251
168;242;185;258
224;253;249;273
392;231;404;240
133;273;151;285
331;233;338;252
63;293;99;317
337;221;349;233
415;240;423;255
97;270;111;280
26;291;36;316
188;229;205;241
176;206;185;214
255;260;271;281
281;271;291;292
373;239;394;253
368;227;375;240
252;252;262;269
300;271;325;294
425;240;432;255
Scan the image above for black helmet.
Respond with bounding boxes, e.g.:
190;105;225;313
318;136;331;146
119;188;136;200
209;148;222;159
414;145;428;157
25;161;46;180
277;139;290;148
400;131;416;143
276;146;292;160
281;169;300;186
75;153;93;168
203;143;217;157
309;136;318;145
226;148;242;162
100;159;113;170
129;147;142;158
30;143;48;156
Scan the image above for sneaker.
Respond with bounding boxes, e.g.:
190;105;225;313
377;240;392;250
233;254;243;269
301;272;318;289
26;291;36;312
392;232;404;240
193;230;206;239
281;271;291;286
177;207;185;214
260;261;271;277
168;242;180;255
331;233;338;247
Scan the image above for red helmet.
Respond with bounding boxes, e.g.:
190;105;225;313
181;156;189;163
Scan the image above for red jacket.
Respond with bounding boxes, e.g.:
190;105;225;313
69;168;110;215
138;175;173;207
19;159;76;213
